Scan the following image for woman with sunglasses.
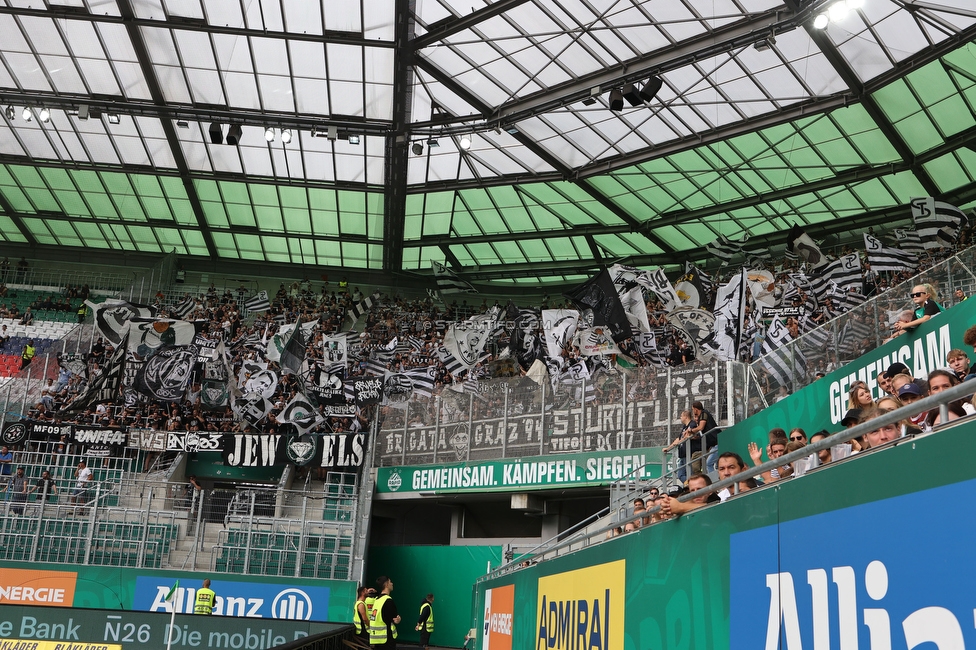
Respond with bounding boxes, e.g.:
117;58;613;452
893;283;942;333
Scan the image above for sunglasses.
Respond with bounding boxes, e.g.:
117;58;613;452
911;292;926;298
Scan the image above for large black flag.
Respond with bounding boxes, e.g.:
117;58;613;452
279;322;307;376
564;269;633;343
59;332;129;412
134;344;198;402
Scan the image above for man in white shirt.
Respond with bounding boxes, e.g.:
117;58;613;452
72;461;93;508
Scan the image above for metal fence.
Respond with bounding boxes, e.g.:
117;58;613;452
374;361;736;466
747;247;976;407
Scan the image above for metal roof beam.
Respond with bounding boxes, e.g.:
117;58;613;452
383;0;414;273
0;194;37;247
0;4;392;49
0;90;392;136
116;0;216;258
805;25;941;195
412;0;531;50
487;2;833;129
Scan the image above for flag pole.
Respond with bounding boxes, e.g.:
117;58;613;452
165;580;179;650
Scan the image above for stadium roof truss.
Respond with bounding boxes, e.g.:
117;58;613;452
0;0;975;285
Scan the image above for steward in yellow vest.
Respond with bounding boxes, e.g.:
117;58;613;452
368;576;400;648
416;594;434;649
354;586;370;640
194;579;216;615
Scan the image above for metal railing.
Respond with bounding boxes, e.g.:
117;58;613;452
480;378;976;581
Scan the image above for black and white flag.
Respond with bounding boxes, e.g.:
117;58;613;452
432;260;476;294
134;344;198;402
760;318;804;390
786;224;827;268
864;233;918;272
565;269;633;343
172;296;196;319
541;309;579;359
911;197;967;249
890;228;924;253
277;393;324;434
442;309;498;372
347;292;381;322
59;332;129;412
87;299;156;347
820;253;862;291
706;269;747;361
404;366;437;398
232;392;274;429
244;290;271;313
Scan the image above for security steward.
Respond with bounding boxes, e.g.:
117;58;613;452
415;593;434;650
365;587;377;617
354;586;370;642
21;340;35;369
368;576;401;649
194;579;216;615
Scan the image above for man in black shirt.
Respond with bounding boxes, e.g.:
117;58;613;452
691;401;721;473
31;470;58;502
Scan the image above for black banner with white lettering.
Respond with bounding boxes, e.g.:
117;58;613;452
222;434;287;467
320;432;367;468
353;377;383;407
71;426;127;456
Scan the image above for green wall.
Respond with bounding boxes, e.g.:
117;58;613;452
367;545;502;645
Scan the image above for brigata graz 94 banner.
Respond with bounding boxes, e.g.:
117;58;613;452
473;414;976;649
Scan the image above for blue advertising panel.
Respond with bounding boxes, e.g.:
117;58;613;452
730;478;974;649
133;577;331;621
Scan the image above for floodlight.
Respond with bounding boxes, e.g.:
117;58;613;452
77;104;89;120
226;124;243;145
813;13;829;28
4;106;13;121
281;129;292;144
608;89;624;112
828;1;848;21
22;107;33;122
412;142;424;155
209;122;223;144
107;114;120;124
621;84;642;106
348;135;360;145
265;127;275;142
639;77;664;103
38;107;50;123
459;135;471;150
427;138;440;147
176;120;189;129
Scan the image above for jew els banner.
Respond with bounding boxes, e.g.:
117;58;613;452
222;434;286;467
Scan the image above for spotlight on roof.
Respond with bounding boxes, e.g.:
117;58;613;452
265;127;275;142
209;122;223;144
348;134;360;145
327;126;338;140
107;113;120;124
226;124;243;145
621;84;642;107
411;141;424;155
753;36;776;52
281;129;292;144
581;97;597;106
828;0;849;21
459;135;472;150
813;12;829;28
427;138;440;147
505;126;519;135
38;107;50;123
608;89;624;112
176;119;189;129
639;77;664;103
4;106;14;121
77;104;89;121
22;107;33;122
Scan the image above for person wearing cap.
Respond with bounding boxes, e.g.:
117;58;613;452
842;408;863;428
896;382;930;430
893;284;941;333
885;363;927;395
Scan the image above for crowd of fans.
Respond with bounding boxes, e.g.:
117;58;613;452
3;220;975;471
608;321;976;533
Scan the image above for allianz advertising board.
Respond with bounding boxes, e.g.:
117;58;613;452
730;478;976;649
133;577;331;620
